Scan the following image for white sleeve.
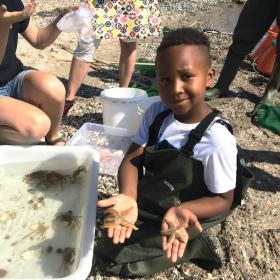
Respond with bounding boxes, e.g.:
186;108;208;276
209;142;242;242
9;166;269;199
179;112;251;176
133;101;166;147
133;109;151;147
204;141;237;194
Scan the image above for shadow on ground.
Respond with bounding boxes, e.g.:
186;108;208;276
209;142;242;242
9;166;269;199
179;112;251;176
62;112;103;129
59;77;103;98
243;148;280;193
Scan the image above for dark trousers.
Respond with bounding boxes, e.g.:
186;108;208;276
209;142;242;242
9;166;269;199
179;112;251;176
231;0;280;59
216;0;280;91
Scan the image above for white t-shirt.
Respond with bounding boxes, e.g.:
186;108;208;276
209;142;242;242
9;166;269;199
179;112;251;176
134;101;237;194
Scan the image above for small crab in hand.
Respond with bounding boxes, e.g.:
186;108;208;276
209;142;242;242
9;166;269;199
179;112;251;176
54;210;82;230
160;220;188;248
102;207;138;230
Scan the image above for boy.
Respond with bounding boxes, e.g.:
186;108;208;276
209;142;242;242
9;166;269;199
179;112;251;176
0;0;76;145
96;28;247;277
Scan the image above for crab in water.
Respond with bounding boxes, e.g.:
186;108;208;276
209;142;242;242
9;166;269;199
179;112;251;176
23;170;66;189
160;220;188;248
69;166;87;183
54;210;82;230
23;166;87;189
58;247;75;276
12;222;49;246
102;207;138;230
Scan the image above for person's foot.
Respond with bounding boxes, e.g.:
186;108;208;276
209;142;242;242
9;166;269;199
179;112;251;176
63;100;75;117
248;89;277;117
205;88;223;101
259;89;277;106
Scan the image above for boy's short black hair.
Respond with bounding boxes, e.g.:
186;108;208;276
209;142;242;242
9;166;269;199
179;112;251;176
156;28;211;67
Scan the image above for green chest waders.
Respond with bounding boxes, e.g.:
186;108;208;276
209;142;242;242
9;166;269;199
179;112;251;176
95;111;254;278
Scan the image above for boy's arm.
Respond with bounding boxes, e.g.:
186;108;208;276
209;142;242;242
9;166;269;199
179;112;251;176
117;142;145;200
162;190;234;263
97;142;144;244
178;190;234;219
21;6;77;50
0;2;35;64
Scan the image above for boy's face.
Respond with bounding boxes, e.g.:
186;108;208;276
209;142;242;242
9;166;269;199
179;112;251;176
156;44;214;122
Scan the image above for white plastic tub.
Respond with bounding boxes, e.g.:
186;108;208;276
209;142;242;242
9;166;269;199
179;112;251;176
67;123;134;177
100;87;148;135
0;146;99;280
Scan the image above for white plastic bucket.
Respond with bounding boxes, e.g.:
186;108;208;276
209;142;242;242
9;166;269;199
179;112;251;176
101;88;148;135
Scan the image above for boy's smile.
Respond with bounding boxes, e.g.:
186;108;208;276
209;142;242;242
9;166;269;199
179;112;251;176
156;44;214;123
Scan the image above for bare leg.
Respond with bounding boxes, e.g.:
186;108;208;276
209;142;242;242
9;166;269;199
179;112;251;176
66;57;90;101
119;39;137;87
0;97;51;144
22;70;66;145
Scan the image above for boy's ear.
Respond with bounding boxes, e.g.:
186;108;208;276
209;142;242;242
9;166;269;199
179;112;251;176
206;67;215;87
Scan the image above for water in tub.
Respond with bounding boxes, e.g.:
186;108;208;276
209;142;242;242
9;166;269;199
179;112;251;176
0;162;89;278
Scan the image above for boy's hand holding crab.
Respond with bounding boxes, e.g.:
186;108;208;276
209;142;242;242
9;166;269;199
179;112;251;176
98;194;138;244
0;0;36;26
161;206;203;263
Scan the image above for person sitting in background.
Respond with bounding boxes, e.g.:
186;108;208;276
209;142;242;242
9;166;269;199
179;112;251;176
63;0;162;116
0;0;76;145
94;28;249;278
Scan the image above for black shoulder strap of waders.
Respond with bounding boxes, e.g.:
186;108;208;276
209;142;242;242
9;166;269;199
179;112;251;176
147;110;219;155
147;109;172;146
181;111;218;156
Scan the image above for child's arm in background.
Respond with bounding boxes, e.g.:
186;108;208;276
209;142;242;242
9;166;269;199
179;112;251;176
0;1;36;64
21;4;78;50
97;143;145;244
162;190;234;263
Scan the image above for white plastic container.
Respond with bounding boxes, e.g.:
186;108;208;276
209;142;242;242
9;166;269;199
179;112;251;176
0;146;99;280
100;88;148;135
67;123;134;177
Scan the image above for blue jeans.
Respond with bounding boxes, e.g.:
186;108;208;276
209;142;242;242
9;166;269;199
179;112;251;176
0;70;32;100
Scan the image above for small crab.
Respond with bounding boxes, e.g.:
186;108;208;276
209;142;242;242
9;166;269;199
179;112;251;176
29;222;49;240
23;170;66;189
160;220;188;248
0;269;7;278
23;166;87;189
70;166;87;183
54;211;82;230
12;222;49;246
102;207;138;230
58;247;75;276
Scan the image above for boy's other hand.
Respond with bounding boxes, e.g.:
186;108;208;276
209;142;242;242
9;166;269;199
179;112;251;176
98;194;138;244
0;0;36;26
161;206;203;263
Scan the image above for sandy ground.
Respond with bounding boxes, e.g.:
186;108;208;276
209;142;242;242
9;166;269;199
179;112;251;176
18;1;280;279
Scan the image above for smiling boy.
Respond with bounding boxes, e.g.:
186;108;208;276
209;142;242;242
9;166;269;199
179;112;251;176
96;28;241;277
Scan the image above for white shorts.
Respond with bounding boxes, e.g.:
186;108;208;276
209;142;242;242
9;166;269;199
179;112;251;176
73;38;101;63
120;38;138;43
73;37;137;63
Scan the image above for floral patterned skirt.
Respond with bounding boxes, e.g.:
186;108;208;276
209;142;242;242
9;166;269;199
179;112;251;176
88;0;162;39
